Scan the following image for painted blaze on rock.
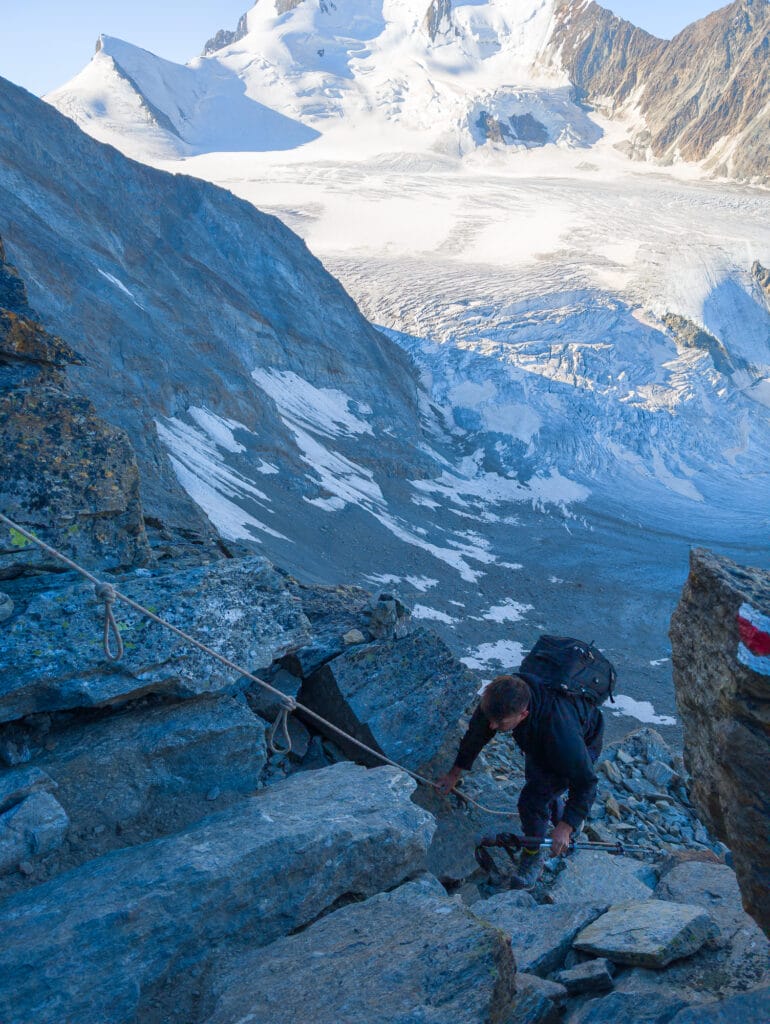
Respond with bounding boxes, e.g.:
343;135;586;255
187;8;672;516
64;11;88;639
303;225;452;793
670;547;770;938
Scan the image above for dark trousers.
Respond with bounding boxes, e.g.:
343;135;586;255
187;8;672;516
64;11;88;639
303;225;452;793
517;759;568;842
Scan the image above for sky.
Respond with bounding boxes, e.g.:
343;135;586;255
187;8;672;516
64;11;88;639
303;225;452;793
0;1;727;98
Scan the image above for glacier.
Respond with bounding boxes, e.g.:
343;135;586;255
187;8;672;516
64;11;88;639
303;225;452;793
6;0;769;740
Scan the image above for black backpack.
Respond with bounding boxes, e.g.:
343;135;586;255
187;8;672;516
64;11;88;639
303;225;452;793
519;635;617;706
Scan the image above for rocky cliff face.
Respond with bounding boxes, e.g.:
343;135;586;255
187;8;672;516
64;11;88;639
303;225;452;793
0;74;433;570
670;548;770;937
0;238;151;576
549;0;770;181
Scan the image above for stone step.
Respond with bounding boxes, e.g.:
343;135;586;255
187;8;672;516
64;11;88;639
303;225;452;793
204;875;516;1024
0;762;434;1024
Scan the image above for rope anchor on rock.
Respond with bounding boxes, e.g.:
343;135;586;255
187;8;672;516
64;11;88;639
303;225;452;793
268;698;298;756
94;581;124;662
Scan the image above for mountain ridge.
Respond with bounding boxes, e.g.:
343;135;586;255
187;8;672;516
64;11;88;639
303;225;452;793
43;0;768;180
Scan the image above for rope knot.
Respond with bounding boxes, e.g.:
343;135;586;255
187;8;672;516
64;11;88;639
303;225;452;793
268;699;296;757
94;581;124;662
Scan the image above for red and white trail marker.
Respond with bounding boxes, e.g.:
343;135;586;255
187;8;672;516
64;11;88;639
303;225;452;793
737;603;770;676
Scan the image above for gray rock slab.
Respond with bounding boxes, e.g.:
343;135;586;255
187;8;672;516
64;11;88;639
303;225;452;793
670;986;770;1023
654;860;743;910
300;626;474;775
0;790;68;873
0;557;310;722
554;958;615;994
628;860;770;1000
567;991;688;1024
574;900;715;967
473;894;608;976
0;765;56;814
550;851;656;905
36;694;267;834
204;876;516;1024
0;763;434;1024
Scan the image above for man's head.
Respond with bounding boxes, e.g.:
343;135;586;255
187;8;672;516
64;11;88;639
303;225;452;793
480;674;530;731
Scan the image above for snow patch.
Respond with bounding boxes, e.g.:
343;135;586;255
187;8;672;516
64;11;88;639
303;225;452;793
480;599;533;623
462;640;526;671
252;367;373;437
412;605;458;624
610;694;677;726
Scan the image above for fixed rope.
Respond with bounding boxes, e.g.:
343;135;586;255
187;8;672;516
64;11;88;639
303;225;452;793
0;510;523;818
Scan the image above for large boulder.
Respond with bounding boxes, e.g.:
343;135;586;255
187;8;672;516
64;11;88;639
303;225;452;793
669;548;770;936
203;876;517;1024
35;694;267;840
0;763;434;1024
0;556;310;722
574;900;714;968
473;893;608;976
300;626;474;775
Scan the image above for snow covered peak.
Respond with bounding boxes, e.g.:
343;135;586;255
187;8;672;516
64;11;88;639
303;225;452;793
48;0;588;161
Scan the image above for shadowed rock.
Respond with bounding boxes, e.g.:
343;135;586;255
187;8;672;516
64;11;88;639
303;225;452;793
473;894;608;976
670;548;770;937
0;235;151;577
299;626;473;775
0;763;434;1024
35;694;267;840
203;875;517;1024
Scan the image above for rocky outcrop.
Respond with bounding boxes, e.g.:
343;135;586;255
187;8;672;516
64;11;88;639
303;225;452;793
424;0;455;42
299;625;473;775
549;0;770;182
0;556;310;721
670;548;770;937
202;10;249;55
0;237;151;577
204;875;516;1024
753;260;770;310
0;763;434;1024
473;894;608;977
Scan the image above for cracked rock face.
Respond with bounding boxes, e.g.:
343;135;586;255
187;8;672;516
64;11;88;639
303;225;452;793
670;547;770;937
0;237;151;577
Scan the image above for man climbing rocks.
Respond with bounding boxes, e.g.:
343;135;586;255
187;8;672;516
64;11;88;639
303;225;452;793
438;672;604;888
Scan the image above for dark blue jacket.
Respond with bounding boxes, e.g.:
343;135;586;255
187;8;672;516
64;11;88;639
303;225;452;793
453;674;604;829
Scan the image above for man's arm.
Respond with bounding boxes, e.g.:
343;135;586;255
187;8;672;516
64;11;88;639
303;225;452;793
436;704;496;793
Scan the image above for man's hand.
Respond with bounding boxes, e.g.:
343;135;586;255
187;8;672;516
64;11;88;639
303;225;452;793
550;821;574;856
436;765;463;795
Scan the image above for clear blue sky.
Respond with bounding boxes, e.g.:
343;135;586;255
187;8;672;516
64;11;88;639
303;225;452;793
1;1;726;98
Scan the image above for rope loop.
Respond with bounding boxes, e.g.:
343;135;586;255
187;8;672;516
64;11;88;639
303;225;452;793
94;581;124;662
268;701;295;757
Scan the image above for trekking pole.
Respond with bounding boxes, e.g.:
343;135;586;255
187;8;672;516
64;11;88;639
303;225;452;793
474;832;656;872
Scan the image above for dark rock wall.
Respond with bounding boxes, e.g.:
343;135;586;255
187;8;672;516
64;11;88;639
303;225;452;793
670;548;770;937
0;238;151;576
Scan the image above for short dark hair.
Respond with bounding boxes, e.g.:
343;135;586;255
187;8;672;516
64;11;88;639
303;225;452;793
480;675;530;720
